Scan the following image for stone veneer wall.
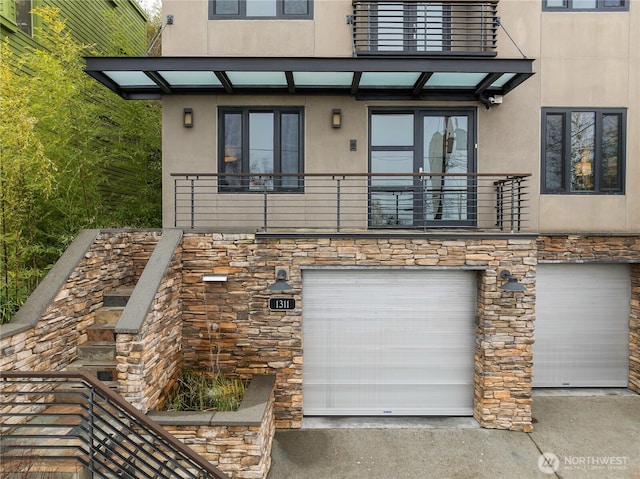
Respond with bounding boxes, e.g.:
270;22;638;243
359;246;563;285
131;230;165;278
474;267;535;432
181;233;537;431
150;375;276;479
537;235;640;395
5;230;638;436
0;230;160;375
116;233;183;413
631;264;640;394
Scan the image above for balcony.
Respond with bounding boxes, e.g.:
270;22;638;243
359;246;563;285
351;1;499;57
172;172;529;233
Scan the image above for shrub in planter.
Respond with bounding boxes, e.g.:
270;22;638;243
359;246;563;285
163;371;247;412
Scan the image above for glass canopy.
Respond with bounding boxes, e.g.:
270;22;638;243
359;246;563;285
85;56;535;102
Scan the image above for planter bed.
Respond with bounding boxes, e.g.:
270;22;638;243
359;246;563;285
148;374;276;479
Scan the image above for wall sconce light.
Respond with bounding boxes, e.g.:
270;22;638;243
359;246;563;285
203;274;228;282
183;108;193;128
331;109;342;129
268;269;292;292
499;270;526;292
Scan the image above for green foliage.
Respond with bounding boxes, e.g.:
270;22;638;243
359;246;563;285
0;7;161;323
164;371;247;412
101;7;148;56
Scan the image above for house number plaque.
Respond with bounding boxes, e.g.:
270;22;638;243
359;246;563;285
269;297;296;311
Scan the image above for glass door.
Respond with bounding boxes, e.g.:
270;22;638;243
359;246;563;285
372;2;449;54
369;110;475;228
422;113;475;225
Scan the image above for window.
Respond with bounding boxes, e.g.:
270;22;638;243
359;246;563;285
219;107;304;192
543;0;628;11
0;0;33;34
210;0;313;19
16;0;32;35
370;3;449;54
369;109;476;227
542;108;625;194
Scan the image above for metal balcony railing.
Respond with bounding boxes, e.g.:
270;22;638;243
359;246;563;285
351;1;499;56
172;172;529;233
0;371;228;479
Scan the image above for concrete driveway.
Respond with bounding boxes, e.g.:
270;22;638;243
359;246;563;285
268;391;640;479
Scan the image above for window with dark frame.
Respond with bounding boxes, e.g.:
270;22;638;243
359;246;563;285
16;0;32;36
219;107;304;192
541;108;626;194
210;0;313;19
543;0;628;11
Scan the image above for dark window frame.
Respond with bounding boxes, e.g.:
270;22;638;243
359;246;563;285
16;0;33;36
367;107;478;228
209;0;313;19
218;106;305;193
541;107;626;195
542;0;629;11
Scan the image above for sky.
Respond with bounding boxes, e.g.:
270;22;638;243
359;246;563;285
137;0;161;15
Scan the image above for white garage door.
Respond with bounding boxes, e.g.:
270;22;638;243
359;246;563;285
302;269;476;416
533;264;630;387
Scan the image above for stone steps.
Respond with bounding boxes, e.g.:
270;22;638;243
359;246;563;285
66;287;133;385
77;343;115;361
66;359;118;382
87;321;116;342
1;404;91;478
103;287;134;307
94;306;124;326
54;379;119;403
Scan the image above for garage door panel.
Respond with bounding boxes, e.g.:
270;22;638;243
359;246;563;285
303;383;473;416
533;264;630;388
303;269;476;416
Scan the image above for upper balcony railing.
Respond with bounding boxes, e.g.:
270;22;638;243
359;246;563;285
172;172;529;233
351;1;499;57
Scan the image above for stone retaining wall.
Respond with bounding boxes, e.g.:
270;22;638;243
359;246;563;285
181;234;537;431
4;230;639;438
116;233;183;412
0;230;160;375
631;264;640;394
149;374;276;479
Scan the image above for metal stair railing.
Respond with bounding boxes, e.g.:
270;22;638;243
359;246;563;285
0;371;229;479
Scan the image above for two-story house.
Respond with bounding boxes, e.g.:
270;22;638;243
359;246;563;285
84;0;639;432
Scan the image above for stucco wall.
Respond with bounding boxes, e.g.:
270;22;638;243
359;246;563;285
160;0;639;235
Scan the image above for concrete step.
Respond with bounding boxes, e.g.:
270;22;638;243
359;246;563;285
66;360;117;383
87;322;116;342
103;287;133;307
54;381;118;404
1;458;89;478
1;405;90;478
95;306;124;325
77;343;116;361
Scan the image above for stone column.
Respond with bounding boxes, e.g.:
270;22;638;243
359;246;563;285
474;268;535;432
630;264;640;394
